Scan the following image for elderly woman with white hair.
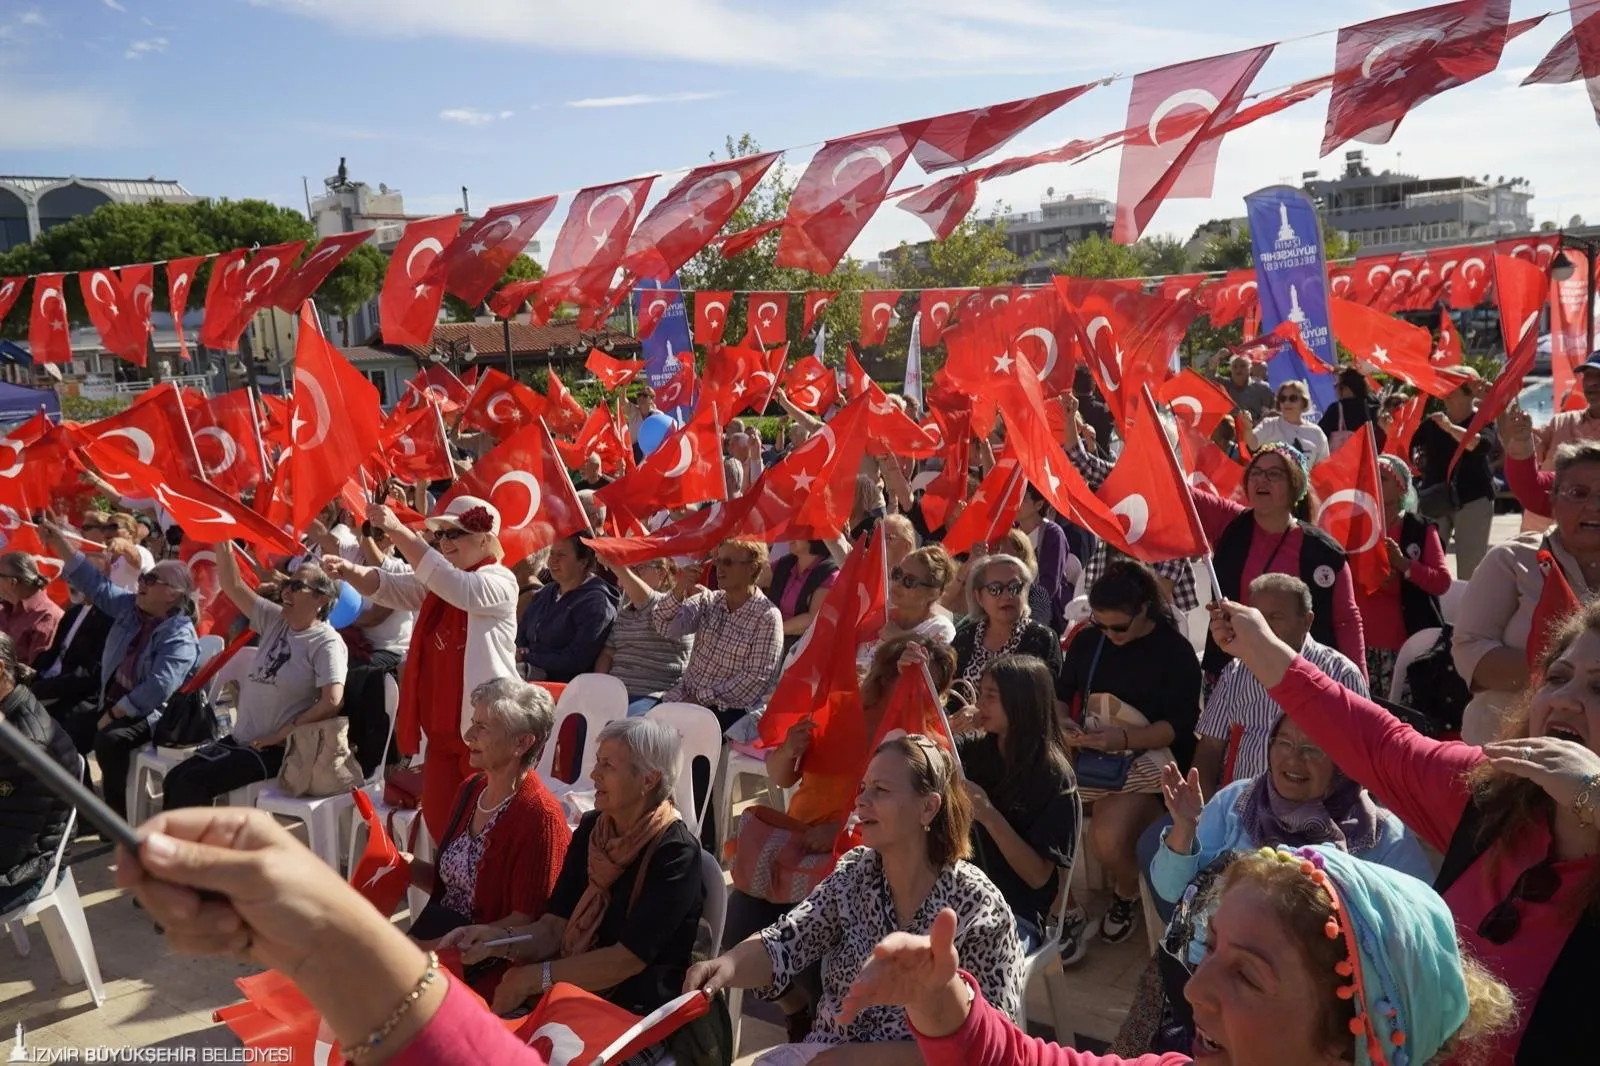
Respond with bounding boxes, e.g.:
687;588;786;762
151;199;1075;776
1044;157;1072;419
950;554;1062;704
445;716;705;1016
39;515;201;818
324;496;519;844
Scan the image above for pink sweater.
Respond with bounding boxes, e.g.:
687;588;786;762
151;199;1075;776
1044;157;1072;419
1268;658;1598;1066
914;973;1190;1066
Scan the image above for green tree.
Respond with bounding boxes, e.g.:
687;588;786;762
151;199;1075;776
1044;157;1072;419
1060;234;1145;279
1192;221;1360;272
443;254;543;323
319;243;388;343
1133;235;1191;277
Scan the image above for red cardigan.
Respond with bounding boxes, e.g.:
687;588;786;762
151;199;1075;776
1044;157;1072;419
434;771;571;925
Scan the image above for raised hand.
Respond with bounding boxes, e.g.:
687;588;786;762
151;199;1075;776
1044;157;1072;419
1161;762;1205;829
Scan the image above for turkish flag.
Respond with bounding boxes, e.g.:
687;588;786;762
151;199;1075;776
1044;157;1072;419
542;369;589;438
191;389;265;494
622;152;780;282
515;986;710;1065
163;255;204;363
1114;45;1275;242
694;291;732;347
860;291;900;346
1322;0;1514;155
0;276;24;326
1329;298;1471;398
1528;549;1583;674
896;174;980;241
1311;428;1391;594
268;306;383;537
178;540;247;638
914;85;1095;171
1177;421;1246;502
28;274;72;364
745;292;789;347
803;291;837;336
734;394;873;541
1202;270;1258;326
533;178;654;322
1448;248;1495;309
776;124;925;274
843;346;870;401
782;355;839;415
199;241;306;352
85;382;204;484
717;220;782;260
397;364;472;415
460;367;546;440
654;359;697;412
349;790;412;915
1096;386;1210;562
383;402;455;483
78;264;154;367
382;216;463;346
1453;253;1548;469
1157;274;1209;305
635;289;670;339
1383;393;1427;461
438;419;587;566
1523;15;1586;84
272;231;373;313
758;525;888;749
1056;278;1199;427
1433;307;1464;366
555;402;630;474
702;343;775;421
1495;234;1562;271
1328;266;1357;304
597;401;726;517
585;348;647;391
943;458;1025;556
1008;287;1078;397
1160;369;1235;439
919;290;962;347
1348;256;1399;306
426;197;556;306
864;381;939;459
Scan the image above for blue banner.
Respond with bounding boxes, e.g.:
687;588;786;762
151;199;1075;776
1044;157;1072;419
634;274;692;390
1245;186;1336;412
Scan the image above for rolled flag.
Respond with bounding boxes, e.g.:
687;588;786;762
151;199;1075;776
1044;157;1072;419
349;789;412;915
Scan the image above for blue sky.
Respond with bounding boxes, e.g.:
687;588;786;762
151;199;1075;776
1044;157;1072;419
3;0;1599;266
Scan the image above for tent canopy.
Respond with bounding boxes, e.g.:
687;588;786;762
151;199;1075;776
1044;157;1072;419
0;381;60;425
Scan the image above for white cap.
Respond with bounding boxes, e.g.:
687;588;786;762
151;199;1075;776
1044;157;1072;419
425;495;501;536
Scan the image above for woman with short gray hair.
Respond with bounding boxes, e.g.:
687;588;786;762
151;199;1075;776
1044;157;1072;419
407;676;572;982
951;553;1062;694
443;712;705;1017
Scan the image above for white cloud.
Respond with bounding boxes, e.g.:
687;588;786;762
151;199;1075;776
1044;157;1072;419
124;37;167;59
16;10;44;26
0;84;131;149
565;90;724;108
439;107;515;127
101;0;126;11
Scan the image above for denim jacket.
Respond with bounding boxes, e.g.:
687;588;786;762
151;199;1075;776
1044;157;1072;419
64;554;199;725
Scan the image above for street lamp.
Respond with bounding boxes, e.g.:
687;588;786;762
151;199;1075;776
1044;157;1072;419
429;337;477;372
1552;250;1576;283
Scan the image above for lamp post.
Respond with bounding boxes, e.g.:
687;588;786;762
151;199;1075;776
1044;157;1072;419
502;317;515;381
429;336;477;375
1552;238;1597;362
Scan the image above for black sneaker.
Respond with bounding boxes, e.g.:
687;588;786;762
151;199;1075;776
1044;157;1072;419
1098;893;1139;944
1057;906;1089;967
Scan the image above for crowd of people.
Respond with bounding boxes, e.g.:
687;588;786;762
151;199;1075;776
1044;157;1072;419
7;348;1600;1066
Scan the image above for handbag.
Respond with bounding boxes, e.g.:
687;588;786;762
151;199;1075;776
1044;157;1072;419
728;806;836;905
1417;481;1458;520
1071;635;1136;791
383;763;424;809
1402;624;1470;735
151;688;222;748
277;718;364;798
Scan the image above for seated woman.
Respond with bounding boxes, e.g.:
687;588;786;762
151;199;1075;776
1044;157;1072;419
596;556;693;716
408;678;570;995
161;553;348;809
961;654;1079;952
951;553;1062;703
857;546;957;670
0;632;78;914
515;536;618;683
766;539;839;656
687;734;1023;1065
0;551;62;666
840;846;1513;1066
1354;454;1449;699
445;717;704;1016
1056;560;1201;948
995;527;1058;634
1211;594;1600;1061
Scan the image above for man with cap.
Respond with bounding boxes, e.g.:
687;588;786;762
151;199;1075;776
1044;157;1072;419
324;496;519;844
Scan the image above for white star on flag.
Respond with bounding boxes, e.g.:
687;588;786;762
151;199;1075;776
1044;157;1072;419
993;353;1014;373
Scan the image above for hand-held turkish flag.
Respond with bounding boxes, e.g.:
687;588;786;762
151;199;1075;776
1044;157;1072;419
439;419;586;566
1452;253;1547;471
1311;428;1392;594
1159;369;1235;439
29;274;72;364
1056;278;1200;427
1096;386;1211;563
515;985;711;1065
622;152;780;282
1322;0;1514;154
654;359;696;412
1114;46;1274;242
586;348;648;391
350;790;412;915
460;367;546;439
1528;549;1583;675
426;197;556;306
943;459;1025;556
860;291;900;346
694;291;732;346
1329;297;1470;398
80;265;154;366
192;389;266;493
1433;306;1464;366
596;402;725;515
555;402;630;474
777;124;924;273
382;216;463;346
543;369;589;438
782;355;839;414
382;402;456;483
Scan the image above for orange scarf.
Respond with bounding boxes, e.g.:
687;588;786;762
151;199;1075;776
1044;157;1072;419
560;803;678;958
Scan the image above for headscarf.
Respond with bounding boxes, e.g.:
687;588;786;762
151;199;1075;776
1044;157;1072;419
1376;454;1418;516
1248;442;1310;503
1234;716;1382;853
1256;845;1469;1066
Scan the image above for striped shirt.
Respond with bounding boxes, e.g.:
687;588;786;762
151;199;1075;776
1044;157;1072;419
1065;444;1200;611
605;591;693;701
1198;635;1367;784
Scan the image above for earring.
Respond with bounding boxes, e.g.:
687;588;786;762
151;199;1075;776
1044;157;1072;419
922;823;931;832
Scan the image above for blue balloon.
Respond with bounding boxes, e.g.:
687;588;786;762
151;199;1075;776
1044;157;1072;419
637;411;678;457
328;580;364;630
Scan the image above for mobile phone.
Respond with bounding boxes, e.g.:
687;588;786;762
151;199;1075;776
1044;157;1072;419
0;714;141;856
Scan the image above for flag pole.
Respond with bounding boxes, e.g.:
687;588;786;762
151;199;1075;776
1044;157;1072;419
431;400;460;480
1145;384;1222;605
925;660;965;782
170;384;208;485
246;385;274;481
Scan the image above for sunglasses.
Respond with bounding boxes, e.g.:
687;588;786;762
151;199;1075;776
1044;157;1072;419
1276;394;1303;405
980;579;1025;597
890;567;938;590
1091;617;1135;634
1477;859;1560;945
283;579;331;596
137;573;170;589
436;528;474;541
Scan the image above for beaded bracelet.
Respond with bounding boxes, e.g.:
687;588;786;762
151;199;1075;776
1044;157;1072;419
343;951;441;1063
1573;773;1600;830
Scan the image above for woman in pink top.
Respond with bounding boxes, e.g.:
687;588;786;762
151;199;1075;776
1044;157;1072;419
1208;596;1600;1064
1354;455;1451;699
1193;444;1365;683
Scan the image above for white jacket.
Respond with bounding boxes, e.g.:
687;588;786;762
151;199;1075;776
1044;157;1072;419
371;548;519;739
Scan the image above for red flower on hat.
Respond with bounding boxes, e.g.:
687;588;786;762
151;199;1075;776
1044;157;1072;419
457;506;495;534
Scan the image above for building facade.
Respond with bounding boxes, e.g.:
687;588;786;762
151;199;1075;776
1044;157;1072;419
1301;151;1534;252
0;176;197;253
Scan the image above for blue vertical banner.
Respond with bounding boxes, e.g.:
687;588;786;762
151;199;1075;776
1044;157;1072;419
1245;186;1337;412
634;273;693;385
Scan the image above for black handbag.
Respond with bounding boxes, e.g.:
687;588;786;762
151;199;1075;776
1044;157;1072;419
151;687;221;748
1416;481;1457;520
1402;624;1471;735
1071;634;1136;790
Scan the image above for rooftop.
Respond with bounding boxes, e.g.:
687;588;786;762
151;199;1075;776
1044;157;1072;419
0;176;195;200
360;320;641;362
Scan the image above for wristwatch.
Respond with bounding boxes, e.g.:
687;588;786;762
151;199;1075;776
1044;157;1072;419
540;961;553;994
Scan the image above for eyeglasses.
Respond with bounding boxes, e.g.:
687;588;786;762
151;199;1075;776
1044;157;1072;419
1554;486;1600;506
890;567;938;590
137;573;169;589
1247;466;1290;483
980;579;1025;597
714;555;754;568
436;528;474;541
283;579;330;596
1269;736;1330;763
1477;859;1561;945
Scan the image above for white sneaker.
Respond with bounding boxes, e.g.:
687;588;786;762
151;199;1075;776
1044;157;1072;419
1057;907;1089;967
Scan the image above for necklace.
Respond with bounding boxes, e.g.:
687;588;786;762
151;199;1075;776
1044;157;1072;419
476;788;514;816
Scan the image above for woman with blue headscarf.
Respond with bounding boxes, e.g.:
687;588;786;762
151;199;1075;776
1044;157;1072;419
840;845;1513;1066
1348;453;1450;699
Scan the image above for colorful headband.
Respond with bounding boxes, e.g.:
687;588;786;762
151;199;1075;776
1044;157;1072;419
1249;443;1310;502
1375;454;1418;515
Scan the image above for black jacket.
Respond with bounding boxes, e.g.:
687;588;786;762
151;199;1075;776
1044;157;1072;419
0;685;77;891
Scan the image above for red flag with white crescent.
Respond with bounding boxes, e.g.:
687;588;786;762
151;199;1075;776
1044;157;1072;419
585;349;648;391
919;290;962;347
79;264;155;366
426;197;557;306
190;389;265;494
621;152;780;283
1311;428;1391;594
533;178;655;324
0;276;25;326
1159;369;1235;440
460;367;547;440
776;124;925;274
165;255;204;363
1095;386;1210;561
914;84;1097;171
199;241;306;352
942;459;1025;556
272;231;374;313
694;291;732;347
781;355;839;415
437;419;587;566
803;290;838;336
349;790;412;915
28;274;72;365
859;290;900;346
654;359;697;412
744;292;789;347
543;369;589;438
596;401;726;516
1451;254;1548;469
381;215;462;346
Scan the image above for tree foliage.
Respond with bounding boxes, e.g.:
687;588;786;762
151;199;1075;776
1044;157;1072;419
1192;221;1360;272
1060;234;1146;279
1133;235;1191;277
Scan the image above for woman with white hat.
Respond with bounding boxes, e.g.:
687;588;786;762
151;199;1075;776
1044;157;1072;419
325;496;518;845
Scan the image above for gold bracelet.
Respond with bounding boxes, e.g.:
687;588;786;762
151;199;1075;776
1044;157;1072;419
1573;774;1600;830
343;951;440;1063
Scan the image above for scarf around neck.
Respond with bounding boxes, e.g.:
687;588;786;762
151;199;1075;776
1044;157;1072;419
560;802;679;958
1234;760;1382;853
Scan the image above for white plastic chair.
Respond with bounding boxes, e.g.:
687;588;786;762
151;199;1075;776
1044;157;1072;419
645;702;724;833
345;784;433;921
3;759;108;1007
1388;626;1445;703
1017;786;1083;1041
537;673;629;791
194;634;226;669
255;674;398;872
1439;579;1468;627
712;742;788;857
697;847;727;958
